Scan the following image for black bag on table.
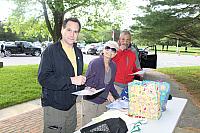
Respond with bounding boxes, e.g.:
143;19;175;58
80;117;128;133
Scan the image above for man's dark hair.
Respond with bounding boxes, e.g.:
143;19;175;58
62;17;81;32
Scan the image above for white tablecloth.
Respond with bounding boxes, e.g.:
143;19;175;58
75;97;187;133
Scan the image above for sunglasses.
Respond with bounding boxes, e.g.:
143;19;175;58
104;46;117;53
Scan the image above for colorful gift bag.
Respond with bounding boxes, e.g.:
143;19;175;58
145;80;171;111
128;80;161;120
156;81;170;112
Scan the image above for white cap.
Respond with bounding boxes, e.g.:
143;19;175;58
104;41;119;50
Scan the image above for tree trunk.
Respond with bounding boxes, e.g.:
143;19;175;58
41;1;64;43
162;45;164;51
41;1;54;41
166;45;169;51
0;62;3;68
53;12;64;42
185;46;188;52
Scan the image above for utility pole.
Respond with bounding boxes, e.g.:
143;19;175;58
176;38;179;54
112;30;114;41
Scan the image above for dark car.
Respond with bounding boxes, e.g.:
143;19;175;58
76;43;85;51
139;45;157;69
4;41;41;57
82;43;101;55
88;43;103;55
96;44;104;55
87;46;98;55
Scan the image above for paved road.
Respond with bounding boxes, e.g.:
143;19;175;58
157;53;200;68
1;53;200;67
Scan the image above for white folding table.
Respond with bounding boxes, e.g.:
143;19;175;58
75;97;187;133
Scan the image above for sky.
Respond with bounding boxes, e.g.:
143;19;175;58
121;0;149;29
0;0;148;29
0;0;16;21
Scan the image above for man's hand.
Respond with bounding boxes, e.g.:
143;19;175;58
85;87;96;92
119;44;127;51
70;75;86;85
107;92;115;102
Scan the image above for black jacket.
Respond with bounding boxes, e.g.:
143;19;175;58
38;41;84;111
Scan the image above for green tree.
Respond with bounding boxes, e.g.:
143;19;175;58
131;0;200;47
9;0;124;42
5;16;50;42
0;21;19;41
80;26;114;44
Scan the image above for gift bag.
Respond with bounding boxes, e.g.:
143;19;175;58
156;81;170;111
128;80;161;120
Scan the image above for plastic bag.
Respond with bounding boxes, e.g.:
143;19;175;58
80;118;128;133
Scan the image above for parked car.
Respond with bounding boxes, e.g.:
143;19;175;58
96;44;104;55
87;45;98;55
139;45;157;69
82;44;92;54
82;44;95;55
5;41;15;45
4;41;41;57
0;41;5;45
77;42;85;51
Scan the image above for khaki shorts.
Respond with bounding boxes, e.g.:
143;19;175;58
43;104;77;133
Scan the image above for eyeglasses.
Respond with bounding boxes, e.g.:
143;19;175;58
104;46;117;53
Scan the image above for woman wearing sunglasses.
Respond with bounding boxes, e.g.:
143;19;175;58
82;41;120;125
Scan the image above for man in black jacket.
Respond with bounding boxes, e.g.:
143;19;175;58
38;17;86;133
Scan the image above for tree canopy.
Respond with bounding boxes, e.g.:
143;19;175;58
0;21;19;41
7;0;124;42
131;0;200;47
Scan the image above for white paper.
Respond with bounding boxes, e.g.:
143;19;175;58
128;70;145;75
72;88;105;96
106;99;129;109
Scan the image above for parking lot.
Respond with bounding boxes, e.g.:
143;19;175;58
0;53;200;68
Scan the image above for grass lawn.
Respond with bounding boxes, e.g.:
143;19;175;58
0;65;40;109
0;64;199;109
0;65;87;109
158;66;200;99
157;45;200;56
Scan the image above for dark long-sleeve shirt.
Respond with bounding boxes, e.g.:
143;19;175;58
84;56;120;104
